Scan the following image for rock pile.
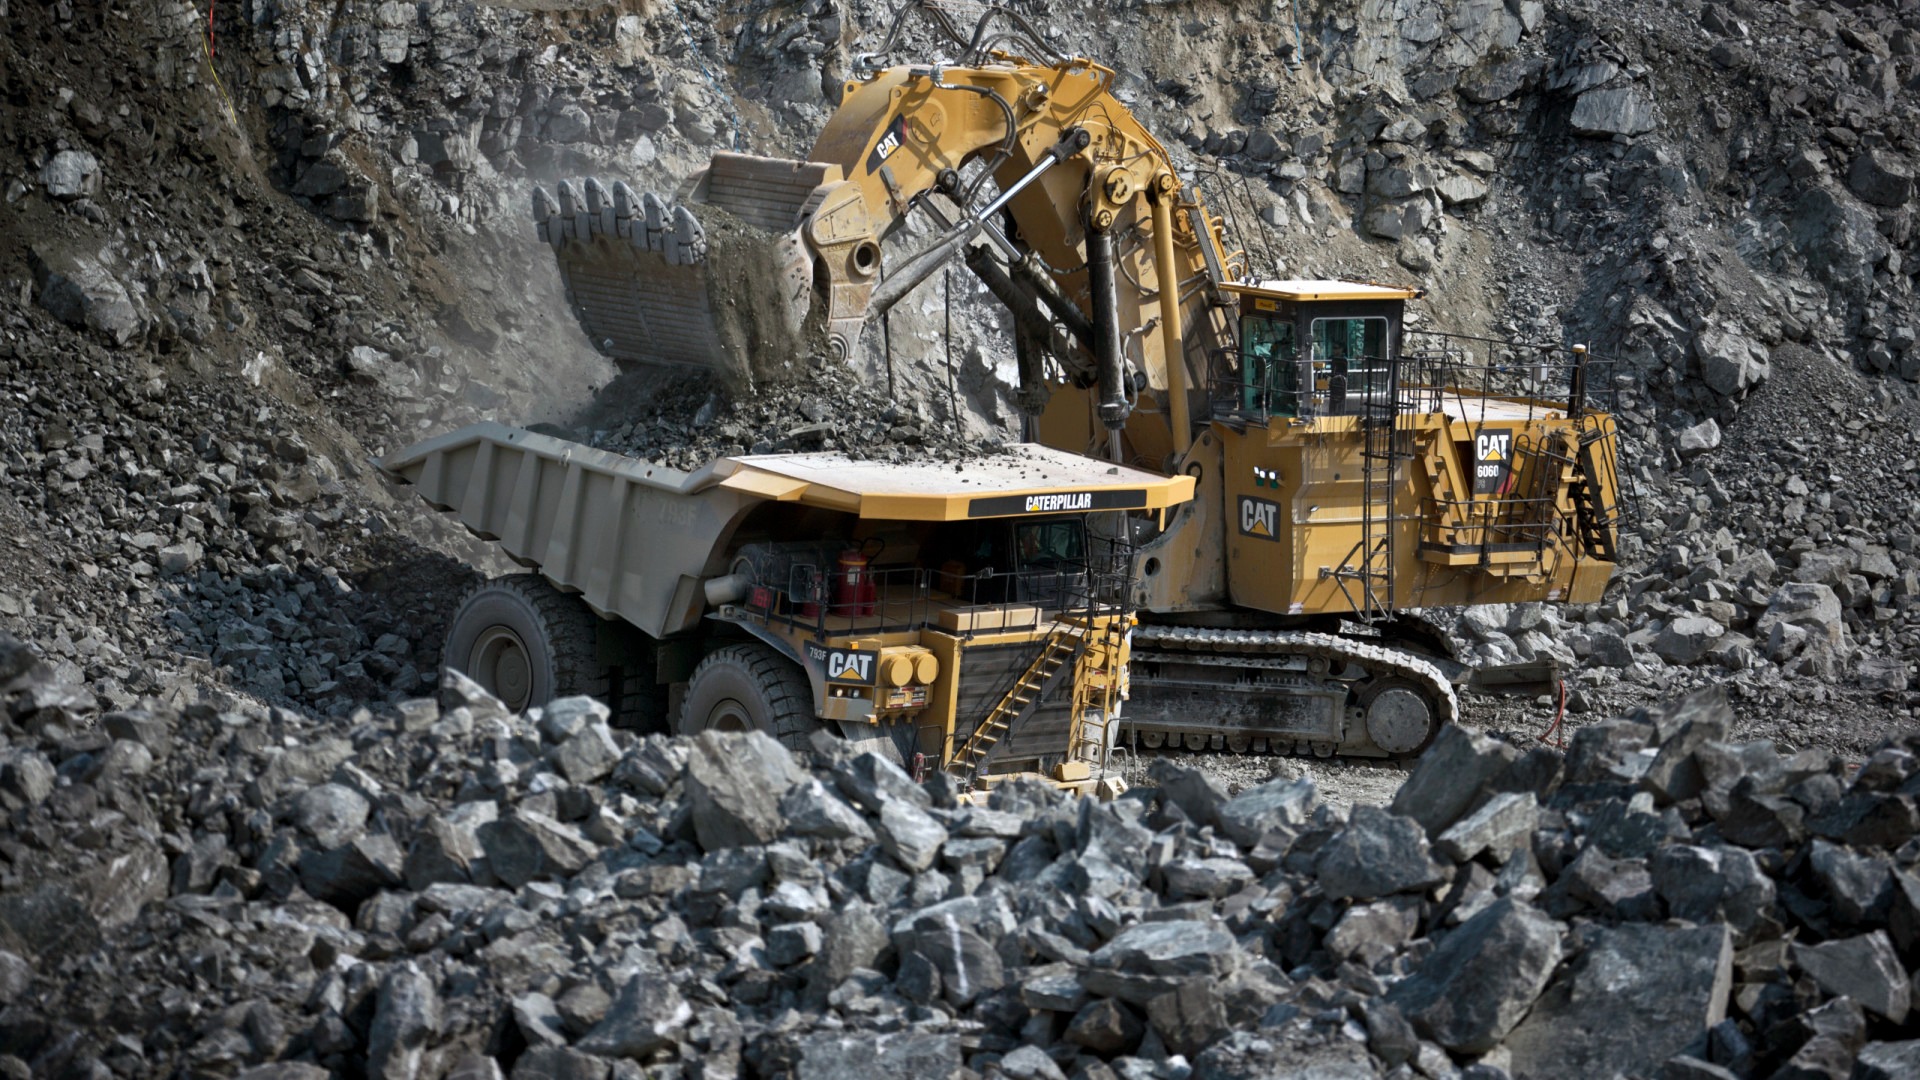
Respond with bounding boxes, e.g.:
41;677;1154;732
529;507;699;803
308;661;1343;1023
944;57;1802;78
0;327;479;719
566;362;994;471
5;632;1918;1079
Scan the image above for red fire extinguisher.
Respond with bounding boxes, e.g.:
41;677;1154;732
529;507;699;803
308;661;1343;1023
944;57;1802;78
834;538;883;616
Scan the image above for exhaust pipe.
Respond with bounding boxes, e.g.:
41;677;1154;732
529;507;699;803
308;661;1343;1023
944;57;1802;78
703;573;751;607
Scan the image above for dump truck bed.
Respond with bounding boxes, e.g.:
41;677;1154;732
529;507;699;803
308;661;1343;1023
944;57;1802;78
378;422;1193;640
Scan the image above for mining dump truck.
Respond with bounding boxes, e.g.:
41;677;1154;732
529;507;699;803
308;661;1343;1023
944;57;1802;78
380;424;1192;795
532;2;1626;760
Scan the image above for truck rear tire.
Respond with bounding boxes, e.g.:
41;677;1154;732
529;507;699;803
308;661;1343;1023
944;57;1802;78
444;575;606;713
678;643;817;752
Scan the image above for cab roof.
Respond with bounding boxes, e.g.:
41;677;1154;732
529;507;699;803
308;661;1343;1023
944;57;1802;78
1223;279;1424;302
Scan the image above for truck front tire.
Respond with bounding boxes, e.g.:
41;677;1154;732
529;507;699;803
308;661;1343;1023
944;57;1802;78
679;643;817;752
444;575;606;713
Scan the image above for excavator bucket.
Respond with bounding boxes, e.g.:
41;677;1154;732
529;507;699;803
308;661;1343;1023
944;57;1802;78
533;154;842;386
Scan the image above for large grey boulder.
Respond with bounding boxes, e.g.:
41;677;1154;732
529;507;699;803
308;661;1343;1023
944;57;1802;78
1066;998;1143;1056
40;150;100;199
1654;616;1726;666
1649;844;1774;933
1676;418;1722;457
1849;147;1915;207
292;783;371;849
1385;896;1562;1054
778;778;875;842
1390;723;1520;837
404;814;483;890
1793;931;1909;1023
791;1031;962;1080
1857;1040;1920;1080
477;811;596;888
1085;920;1240;1004
577;971;692;1058
367;964;440;1080
833;751;930;813
685;730;807;849
1791;187;1891;295
547;722;620;784
902;923;1004;1006
1570;86;1657;136
1639;690;1733;802
1148;758;1231;827
1505;922;1732;1079
297;834;404;909
1314;805;1446;899
1435;791;1538;863
802;904;891;1006
30;243;146;345
1756;582;1852;675
1693;327;1770;397
1216;775;1316;847
876;799;947;872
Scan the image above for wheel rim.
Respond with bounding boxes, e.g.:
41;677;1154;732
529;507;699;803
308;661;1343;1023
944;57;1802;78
470;626;534;711
703;697;754;732
1140;730;1166;749
1366;686;1434;755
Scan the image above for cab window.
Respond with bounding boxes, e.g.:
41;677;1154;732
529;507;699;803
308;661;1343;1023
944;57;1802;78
1240;315;1298;415
1014;520;1085;569
1310;317;1393;403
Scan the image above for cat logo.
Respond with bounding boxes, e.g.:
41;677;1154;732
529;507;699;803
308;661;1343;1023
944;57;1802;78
1238;495;1279;540
806;641;877;685
866;116;909;174
1473;428;1515;495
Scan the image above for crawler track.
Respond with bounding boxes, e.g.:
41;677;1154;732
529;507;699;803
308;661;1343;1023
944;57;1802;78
1121;626;1459;758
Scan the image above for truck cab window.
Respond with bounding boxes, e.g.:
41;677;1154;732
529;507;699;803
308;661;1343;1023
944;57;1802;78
1015;520;1086;569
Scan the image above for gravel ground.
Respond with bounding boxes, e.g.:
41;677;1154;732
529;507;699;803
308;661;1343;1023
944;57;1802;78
1118;750;1417;815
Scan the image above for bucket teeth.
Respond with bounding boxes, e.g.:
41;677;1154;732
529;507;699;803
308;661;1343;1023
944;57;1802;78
532;185;559;246
582;177;614;239
670;205;706;266
611;181;636;239
642;191;667;250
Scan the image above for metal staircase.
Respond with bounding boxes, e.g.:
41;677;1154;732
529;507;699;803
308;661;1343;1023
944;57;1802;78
1570;416;1624;562
1329;358;1413;621
1062;618;1128;770
945;625;1082;785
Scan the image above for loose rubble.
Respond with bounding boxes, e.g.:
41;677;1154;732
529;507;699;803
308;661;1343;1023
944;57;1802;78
6;639;1920;1079
565;363;995;472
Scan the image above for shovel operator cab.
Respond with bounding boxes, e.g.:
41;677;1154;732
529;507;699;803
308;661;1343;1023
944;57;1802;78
380;425;1193;796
